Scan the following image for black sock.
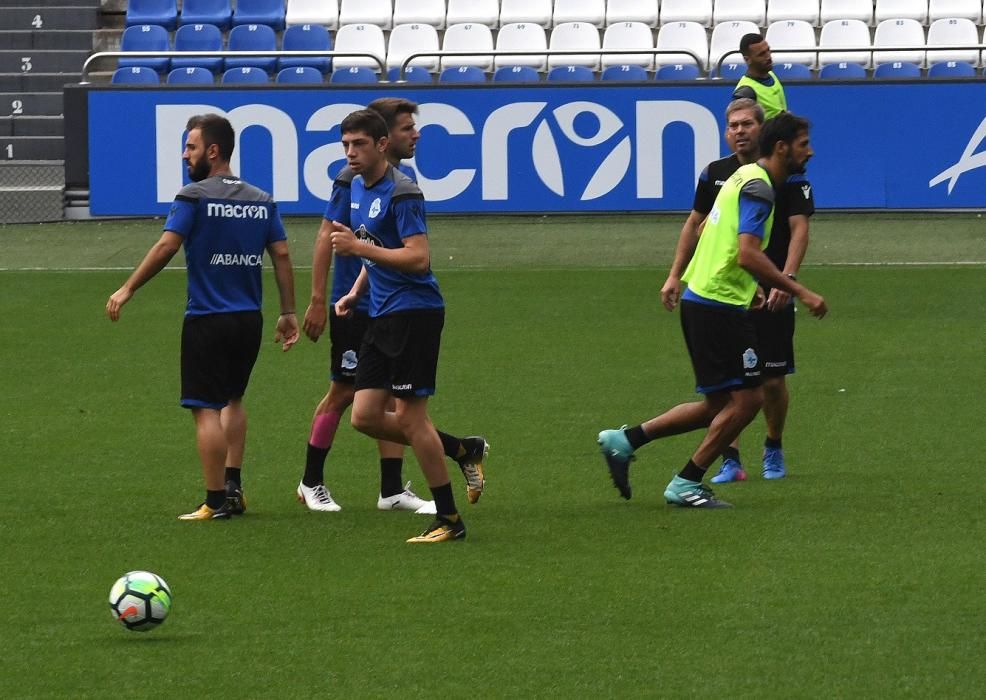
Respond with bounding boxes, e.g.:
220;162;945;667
625;425;651;450
678;459;706;483
224;467;241;486
722;446;741;463
303;444;329;487
206;489;226;509
380;458;404;497
430;482;457;518
765;437;782;450
436;431;463;460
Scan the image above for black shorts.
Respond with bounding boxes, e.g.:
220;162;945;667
329;307;369;383
750;302;795;377
180;311;263;409
354;309;444;398
680;300;762;394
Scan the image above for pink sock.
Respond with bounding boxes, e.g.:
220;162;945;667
309;412;341;449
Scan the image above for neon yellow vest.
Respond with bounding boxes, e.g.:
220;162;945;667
736;72;787;119
682;163;774;308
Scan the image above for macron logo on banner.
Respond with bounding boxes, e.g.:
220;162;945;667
210;253;264;267
206;202;270;219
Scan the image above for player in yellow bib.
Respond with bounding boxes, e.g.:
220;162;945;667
733;33;787;119
597;113;827;509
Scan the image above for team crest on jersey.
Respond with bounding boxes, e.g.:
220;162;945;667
368;198;382;218
354;224;383;267
341;350;357;370
742;348;758;369
801;184;811;200
708;205;720;225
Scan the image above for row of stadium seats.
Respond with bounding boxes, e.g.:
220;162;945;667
126;0;986;32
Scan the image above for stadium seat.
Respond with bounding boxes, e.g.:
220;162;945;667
928;60;977;77
819;0;873;25
553;0;606;27
445;0;499;28
547;64;596;81
441;23;494;71
386;65;434;82
819;19;873;67
494;23;549;71
660;0;713;27
221;66;269;83
276;66;324;83
111;66;160;83
873;60;922;78
439;65;487;82
605;0;659;27
387;23;440;72
233;0;285;31
766;19;817;67
600;63;649;80
818;61;867;78
500;0;554;28
766;0;820;26
712;61;746;78
171;23;224;74
709;20;759;71
492;65;541;81
179;0;232;31
655;62;701;80
225;24;278;73
167;66;215;83
926;18;980;67
601;21;654;70
548;22;602;69
285;0;339;29
126;0;178;31
929;0;982;24
772;61;813;79
279;24;332;74
874;18;926;67
713;0;766;26
875;0;928;25
330;66;379;83
333;23;387;71
118;24;171;74
339;0;393;29
393;0;447;28
655;21;708;69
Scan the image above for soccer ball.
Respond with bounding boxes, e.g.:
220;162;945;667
108;571;172;632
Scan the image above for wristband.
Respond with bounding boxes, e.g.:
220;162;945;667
279;311;295;316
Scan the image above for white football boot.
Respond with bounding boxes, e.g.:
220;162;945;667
296;482;342;512
377;481;436;514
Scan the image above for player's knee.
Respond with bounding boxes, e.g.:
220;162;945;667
350;406;376;435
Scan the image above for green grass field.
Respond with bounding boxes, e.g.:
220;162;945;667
1;213;985;697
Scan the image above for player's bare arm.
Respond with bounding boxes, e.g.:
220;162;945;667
661;209;705;311
768;213;810;311
105;231;183;321
267;239;299;351
303;218;335;341
737;234;827;318
329;221;431;275
334;265;369;318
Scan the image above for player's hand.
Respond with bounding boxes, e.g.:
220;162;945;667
751;285;766;311
799;290;828;318
766;287;791;312
303;300;327;342
106;286;133;321
274;313;300;351
334;294;356;319
329;221;359;256
660;276;682;311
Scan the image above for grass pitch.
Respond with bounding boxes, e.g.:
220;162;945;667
1;213;985;697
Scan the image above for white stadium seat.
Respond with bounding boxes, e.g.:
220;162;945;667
393;0;446;29
714;0;767;26
875;0;929;25
333;22;386;70
820;0;874;25
500;0;554;28
660;0;714;27
446;0;499;28
548;21;602;68
819;19;872;66
926;17;980;66
495;22;549;70
601;21;655;69
441;22;495;70
606;0;659;27
767;0;821;26
873;18;926;66
553;0;606;27
655;20;709;68
387;23;440;71
285;0;339;29
339;0;392;29
766;19;818;66
709;20;760;69
928;0;982;23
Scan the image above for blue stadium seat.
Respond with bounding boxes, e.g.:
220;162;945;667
601;64;649;81
167;66;215;84
111;66;160;84
655;63;700;81
330;66;379;83
225;24;278;73
547;65;595;82
180;0;233;32
928;61;976;79
221;66;270;83
279;24;332;74
232;0;286;31
492;66;541;82
126;0;178;31
773;62;813;80
387;66;434;82
171;23;224;74
118;24;171;74
873;61;921;79
819;62;867;80
711;62;744;79
276;66;324;83
439;66;487;82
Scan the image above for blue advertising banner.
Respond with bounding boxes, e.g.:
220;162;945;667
88;82;986;215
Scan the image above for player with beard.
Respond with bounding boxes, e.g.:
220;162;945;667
733;33;787;119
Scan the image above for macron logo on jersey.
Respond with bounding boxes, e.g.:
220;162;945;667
209;253;264;267
206;202;269;220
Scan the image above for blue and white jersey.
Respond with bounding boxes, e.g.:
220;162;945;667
164;175;286;317
349;164;443;317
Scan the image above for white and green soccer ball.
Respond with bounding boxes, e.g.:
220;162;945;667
108;571;172;632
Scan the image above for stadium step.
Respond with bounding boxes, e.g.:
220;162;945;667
0;92;63;116
5;114;62;136
0;159;64;223
0;72;78;92
0;134;63;160
0;30;94;50
0;50;88;74
0;7;100;31
0;0;99;6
